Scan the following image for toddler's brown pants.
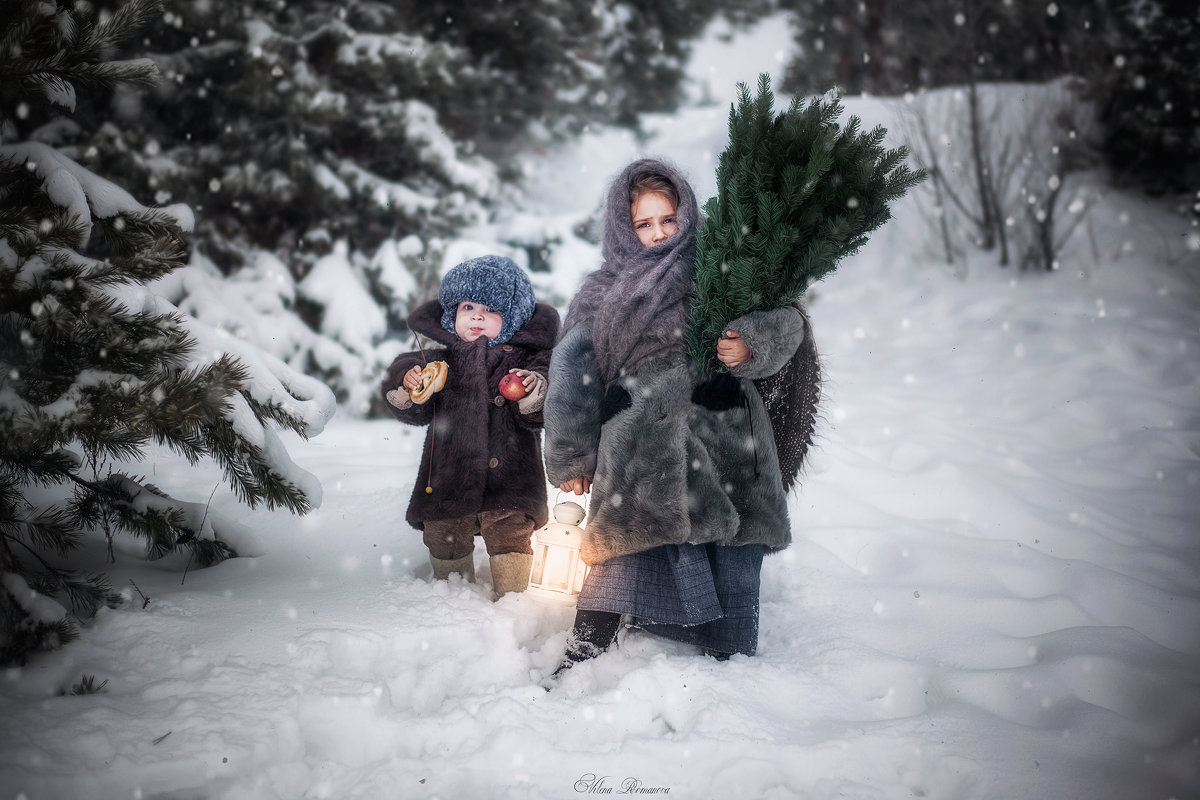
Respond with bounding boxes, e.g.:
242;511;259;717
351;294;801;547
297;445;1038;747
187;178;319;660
423;509;535;560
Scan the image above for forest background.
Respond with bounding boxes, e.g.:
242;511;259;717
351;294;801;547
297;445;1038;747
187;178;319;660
7;0;1195;413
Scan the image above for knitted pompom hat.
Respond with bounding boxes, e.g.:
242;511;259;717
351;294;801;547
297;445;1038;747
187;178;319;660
438;255;536;346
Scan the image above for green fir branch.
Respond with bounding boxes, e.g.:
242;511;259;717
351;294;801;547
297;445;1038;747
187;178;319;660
10;506;82;559
88;0;165;57
687;74;926;371
65;674;110;695
0;0;163;129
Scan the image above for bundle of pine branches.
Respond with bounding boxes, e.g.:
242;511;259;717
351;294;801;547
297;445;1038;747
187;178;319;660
687;74;926;370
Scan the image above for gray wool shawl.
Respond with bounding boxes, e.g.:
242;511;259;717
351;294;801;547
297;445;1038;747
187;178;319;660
562;159;699;384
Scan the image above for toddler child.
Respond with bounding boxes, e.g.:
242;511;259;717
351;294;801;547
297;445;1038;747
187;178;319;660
382;255;560;598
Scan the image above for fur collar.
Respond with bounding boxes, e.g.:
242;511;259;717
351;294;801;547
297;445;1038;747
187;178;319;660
406;299;560;351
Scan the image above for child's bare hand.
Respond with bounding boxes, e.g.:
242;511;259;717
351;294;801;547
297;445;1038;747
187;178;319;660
402;365;424;391
716;330;751;369
507;367;536;386
560;477;590;495
508;369;548;413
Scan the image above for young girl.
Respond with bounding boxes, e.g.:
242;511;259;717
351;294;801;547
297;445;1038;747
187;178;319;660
382;255;560;598
543;159;819;670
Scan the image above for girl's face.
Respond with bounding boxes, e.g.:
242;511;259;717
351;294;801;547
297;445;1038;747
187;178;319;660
631;191;678;248
454;301;504;342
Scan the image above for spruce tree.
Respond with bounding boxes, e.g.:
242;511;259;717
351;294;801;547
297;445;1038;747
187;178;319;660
60;2;770;411
687;75;925;371
1090;0;1200;196
71;0;604;404
83;0;748;272
779;0;1103;97
0;0;333;666
590;0;727;128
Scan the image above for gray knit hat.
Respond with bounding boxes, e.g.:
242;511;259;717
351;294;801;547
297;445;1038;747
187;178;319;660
439;255;536;346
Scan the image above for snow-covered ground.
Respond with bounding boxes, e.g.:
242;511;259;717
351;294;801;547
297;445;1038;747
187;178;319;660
3;15;1200;800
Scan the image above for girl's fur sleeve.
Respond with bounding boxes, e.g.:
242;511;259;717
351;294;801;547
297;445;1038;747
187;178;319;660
542;324;604;485
726;307;808;380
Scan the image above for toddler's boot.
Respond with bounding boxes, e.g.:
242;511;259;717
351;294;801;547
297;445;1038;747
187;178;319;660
429;553;475;582
489;553;533;599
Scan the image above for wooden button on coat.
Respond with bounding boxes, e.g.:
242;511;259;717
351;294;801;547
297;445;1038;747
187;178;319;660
488;457;499;468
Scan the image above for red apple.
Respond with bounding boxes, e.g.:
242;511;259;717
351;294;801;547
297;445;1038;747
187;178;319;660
498;373;528;401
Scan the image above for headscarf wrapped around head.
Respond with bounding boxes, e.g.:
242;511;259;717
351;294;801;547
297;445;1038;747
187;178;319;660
563;158;699;384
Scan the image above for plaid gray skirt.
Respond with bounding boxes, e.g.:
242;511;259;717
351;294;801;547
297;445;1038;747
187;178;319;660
576;542;765;656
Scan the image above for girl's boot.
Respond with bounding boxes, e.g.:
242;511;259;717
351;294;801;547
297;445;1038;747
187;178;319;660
549;610;622;680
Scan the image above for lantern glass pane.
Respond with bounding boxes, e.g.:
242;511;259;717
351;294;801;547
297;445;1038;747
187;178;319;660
572;560;589;593
530;545;547;586
544;546;573;592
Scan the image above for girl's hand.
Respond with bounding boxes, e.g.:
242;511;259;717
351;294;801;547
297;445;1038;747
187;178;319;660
402;365;424;391
716;330;752;369
560;477;590;495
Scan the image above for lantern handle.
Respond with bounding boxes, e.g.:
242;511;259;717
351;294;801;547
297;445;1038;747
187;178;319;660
554;489;588;515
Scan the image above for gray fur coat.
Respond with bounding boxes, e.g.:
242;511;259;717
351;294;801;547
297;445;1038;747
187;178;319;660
543;305;809;565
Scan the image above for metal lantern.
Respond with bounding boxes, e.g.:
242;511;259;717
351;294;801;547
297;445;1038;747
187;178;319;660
527;500;590;600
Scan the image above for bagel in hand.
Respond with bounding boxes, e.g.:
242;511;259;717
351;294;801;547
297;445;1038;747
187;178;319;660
410;360;448;404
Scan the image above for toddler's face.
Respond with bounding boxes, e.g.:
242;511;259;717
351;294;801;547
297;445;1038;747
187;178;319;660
631;191;678;248
454;301;504;342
